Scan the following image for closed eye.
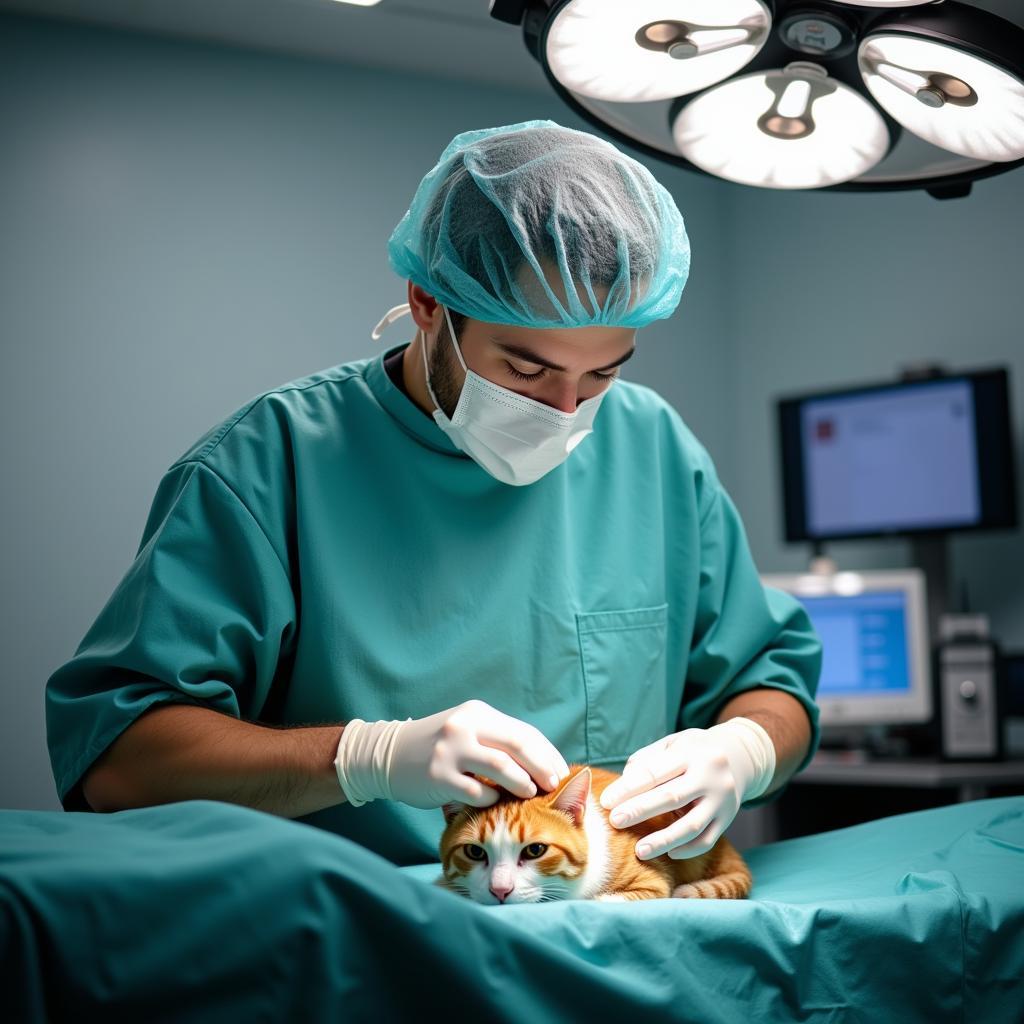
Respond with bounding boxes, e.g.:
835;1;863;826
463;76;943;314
506;363;617;383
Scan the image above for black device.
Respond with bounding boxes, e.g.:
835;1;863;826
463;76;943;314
931;616;1005;761
777;367;1017;544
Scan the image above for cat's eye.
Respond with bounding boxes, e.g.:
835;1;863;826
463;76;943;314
522;843;547;859
463;844;487;861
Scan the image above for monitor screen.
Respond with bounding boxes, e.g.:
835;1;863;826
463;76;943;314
800;591;911;699
778;368;1017;542
762;570;932;726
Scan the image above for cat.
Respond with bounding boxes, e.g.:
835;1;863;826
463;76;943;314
434;763;752;904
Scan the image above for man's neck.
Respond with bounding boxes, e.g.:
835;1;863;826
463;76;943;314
401;335;435;418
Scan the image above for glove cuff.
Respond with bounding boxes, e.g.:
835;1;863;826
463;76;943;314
707;717;777;802
333;718;410;807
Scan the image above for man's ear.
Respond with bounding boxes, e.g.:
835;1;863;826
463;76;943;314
407;280;441;334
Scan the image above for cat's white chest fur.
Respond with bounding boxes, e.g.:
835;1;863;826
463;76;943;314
567;793;614;900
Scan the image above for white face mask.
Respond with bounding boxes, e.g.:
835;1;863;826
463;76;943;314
417;305;612;486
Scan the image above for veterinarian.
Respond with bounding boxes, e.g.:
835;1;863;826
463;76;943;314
46;120;822;867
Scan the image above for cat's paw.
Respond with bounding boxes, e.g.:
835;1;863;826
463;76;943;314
595;893;629;902
672;882;714;899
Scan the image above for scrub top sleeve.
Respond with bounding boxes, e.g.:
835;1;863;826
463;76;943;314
677;466;823;809
45;459;298;812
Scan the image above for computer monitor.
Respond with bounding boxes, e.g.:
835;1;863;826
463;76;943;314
761;569;932;727
777;367;1017;543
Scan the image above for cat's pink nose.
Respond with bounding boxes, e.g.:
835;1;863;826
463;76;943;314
489;882;515;903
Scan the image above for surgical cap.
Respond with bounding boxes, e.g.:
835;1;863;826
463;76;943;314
386;119;690;328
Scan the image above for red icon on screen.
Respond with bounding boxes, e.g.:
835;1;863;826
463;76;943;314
815;419;835;441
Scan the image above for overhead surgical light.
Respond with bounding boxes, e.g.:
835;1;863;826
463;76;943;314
489;0;1024;196
859;33;1024;163
544;0;772;103
671;61;891;188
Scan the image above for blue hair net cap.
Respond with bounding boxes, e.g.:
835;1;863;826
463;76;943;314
387;119;690;328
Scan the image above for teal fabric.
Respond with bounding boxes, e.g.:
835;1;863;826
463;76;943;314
45;343;821;865
386;120;691;327
1;797;1020;1021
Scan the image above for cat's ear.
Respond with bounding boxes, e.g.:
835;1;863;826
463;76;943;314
550;767;591;828
441;802;465;825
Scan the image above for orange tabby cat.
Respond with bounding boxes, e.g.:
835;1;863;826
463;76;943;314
435;763;752;904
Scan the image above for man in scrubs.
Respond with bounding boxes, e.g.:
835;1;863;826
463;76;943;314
46;120;822;868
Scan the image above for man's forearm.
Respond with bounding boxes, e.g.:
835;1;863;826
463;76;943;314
82;703;347;818
714;687;812;799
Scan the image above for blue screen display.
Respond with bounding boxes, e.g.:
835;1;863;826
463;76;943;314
794;591;911;697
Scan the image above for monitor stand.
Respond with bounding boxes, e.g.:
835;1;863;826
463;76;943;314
909;534;952;646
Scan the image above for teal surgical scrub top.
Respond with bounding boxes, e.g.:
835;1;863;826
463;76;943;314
45;343;822;866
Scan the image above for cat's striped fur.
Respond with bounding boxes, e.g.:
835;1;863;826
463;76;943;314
435;763;752;904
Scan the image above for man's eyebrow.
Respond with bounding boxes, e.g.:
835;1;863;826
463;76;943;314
489;339;636;373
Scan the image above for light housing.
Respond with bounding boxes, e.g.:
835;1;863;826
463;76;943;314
834;1;932;6
491;0;1024;197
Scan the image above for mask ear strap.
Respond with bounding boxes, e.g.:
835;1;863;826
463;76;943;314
441;304;469;374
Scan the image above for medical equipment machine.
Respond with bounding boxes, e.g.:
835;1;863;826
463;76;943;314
934;614;1004;761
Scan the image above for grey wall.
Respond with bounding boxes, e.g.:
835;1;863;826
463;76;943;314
2;13;1021;813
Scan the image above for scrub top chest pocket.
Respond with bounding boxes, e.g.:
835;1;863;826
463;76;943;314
575;603;670;766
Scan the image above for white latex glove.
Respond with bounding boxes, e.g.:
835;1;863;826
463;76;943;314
599;717;776;860
333;699;571;810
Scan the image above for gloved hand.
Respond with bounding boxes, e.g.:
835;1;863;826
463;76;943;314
333;699;571;810
599;717;776;860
